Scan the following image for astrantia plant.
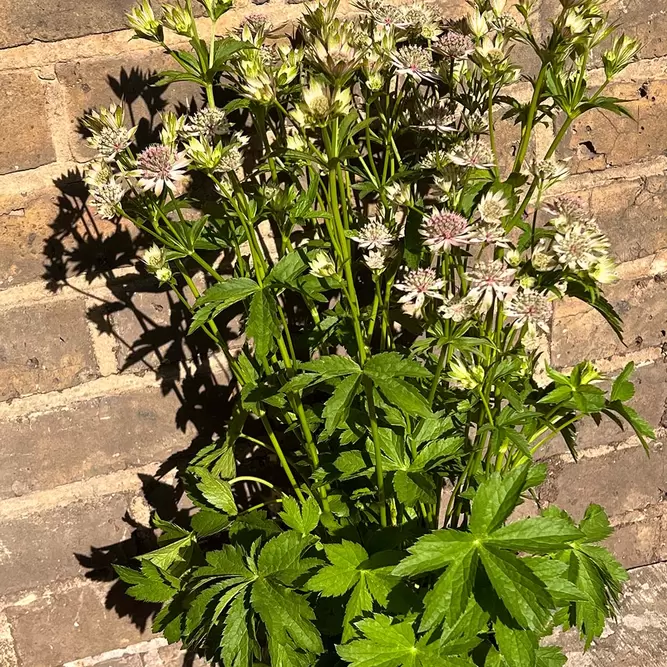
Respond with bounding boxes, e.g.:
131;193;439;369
88;0;653;664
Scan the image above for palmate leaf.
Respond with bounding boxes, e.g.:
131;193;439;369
371;375;434;419
393;531;474;576
494;620;538;667
308;541;368;597
279;495;321;535
337;615;474;667
301;355;362;380
364;352;432;380
535;647;567;667
222;589;255;667
196;277;259;308
323;374;362;434
115;560;178;602
393;470;437;506
486;517;584;553
610;362;635;402
192;467;238;515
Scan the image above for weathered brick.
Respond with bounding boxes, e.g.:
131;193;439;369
557;80;667;174
554;562;667;666
0;385;197;499
604;514;666;569
0;70;55;175
541;441;664;519
56;51;200;162
564;176;667;264
551;273;667;367
98;656;144;667
5;583;150;667
143;644;208;667
0;493;141;595
0;298;98;401
0;187;130;291
0;0;140;48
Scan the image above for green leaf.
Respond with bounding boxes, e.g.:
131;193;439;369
372;376;434;419
301;355;362;380
393;470;437;506
251;578;323;656
191;508;230;537
193;467;237;515
307;541;368;597
196;277;259;308
267;249;309;287
535;647;567;667
470;466;530;536
202;544;253;578
411;437;463;470
342;578;374;642
246;289;280;360
136;535;193;571
479;546;552;630
579;504;613;542
610;362;635;402
323;374;361;434
115;561;177;602
258;531;312;577
421;546;478;631
211;37;253;70
222;590;254;667
279;496;321;535
364;353;432;380
393;530;475;576
495;620;537;667
338;615;473;667
486;517;584;553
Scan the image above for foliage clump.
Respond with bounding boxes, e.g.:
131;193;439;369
87;0;651;664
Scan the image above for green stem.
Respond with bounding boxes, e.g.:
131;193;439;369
260;414;306;503
230;476;275;489
513;66;547;172
363;375;387;527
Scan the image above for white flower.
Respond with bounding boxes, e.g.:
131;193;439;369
364;247;395;273
469;221;512;248
84;104;137;161
143;244;168;271
531;241;557;271
590;255;619;284
385;181;412;206
89;178;126;219
420;209;474;253
351;220;394;250
395;267;445;317
468;260;516;310
468;10;489;38
309;251;337;278
505;288;552;332
433;31;474;59
439;294;477;322
544;196;588;232
553;223;609;271
447;138;495;169
449;357;484;390
477;191;510;224
391;45;436;81
183;107;230;141
136;145;189;195
505;249;522;267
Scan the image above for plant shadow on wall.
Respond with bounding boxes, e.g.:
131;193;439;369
42;66;249;658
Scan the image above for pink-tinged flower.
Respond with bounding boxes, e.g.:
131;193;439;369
136;145;189;196
433;31;474;59
391;45;436;81
351;220;394;250
505;288;551;332
469;221;512;248
420;209;474;253
395;267;445;317
439;294;476;322
468;260;516;311
447;138;495;168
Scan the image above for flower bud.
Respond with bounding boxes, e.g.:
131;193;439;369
468;10;488;38
309;252;337;278
127;0;163;42
162;3;194;36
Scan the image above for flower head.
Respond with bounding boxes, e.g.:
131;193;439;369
552;222;609;271
468;260;516;310
351;219;394;250
391;45;436;81
469;221;511;248
433;31;474;59
84;105;136;161
293;79;353;127
364;247;395;273
309;251;337;278
439;293;477;322
414;97;456;132
136;144;189;195
127;0;163;41
395;267;444;317
449;357;484;390
420;209;474;253
183;107;230;141
544;196;588;232
590;255;618;284
477;191;510;224
447;138;495;169
506;288;552;332
89;178;126;219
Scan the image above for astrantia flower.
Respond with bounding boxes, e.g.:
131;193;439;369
415;97;456;132
439;294;477;322
84;160;114;188
544;196;588;232
447;138;495;169
84;105;136;161
590;255;619;284
143;244;169;271
351;220;394;250
364;247;395;273
292;79;352;127
89;178;126;220
420;209;474;253
531;240;557;272
401;1;442;40
136;144;189;195
433;31;474;59
391;45;436;81
553;224;609;271
477;191;510;224
419;150;450;171
530;158;569;185
183;108;230;141
468;260;516;310
469;221;511;248
385;181;411;206
309;252;337;278
449;357;484;390
395;268;445;317
506;288;552;332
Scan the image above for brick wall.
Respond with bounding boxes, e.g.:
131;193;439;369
0;1;666;665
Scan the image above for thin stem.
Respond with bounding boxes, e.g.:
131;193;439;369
260;414;306;503
230;476;276;489
363;376;387;527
